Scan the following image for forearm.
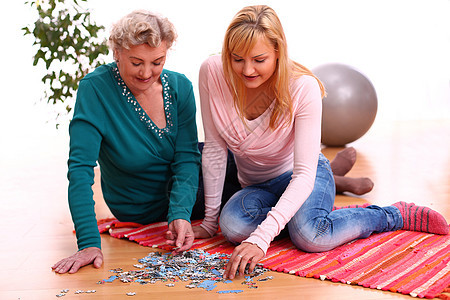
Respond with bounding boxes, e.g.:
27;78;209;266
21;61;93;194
68;98;104;250
168;82;201;223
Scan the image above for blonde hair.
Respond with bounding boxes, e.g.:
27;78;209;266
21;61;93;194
108;10;177;56
222;5;325;129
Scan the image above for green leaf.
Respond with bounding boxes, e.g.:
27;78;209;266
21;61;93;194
23;0;108;126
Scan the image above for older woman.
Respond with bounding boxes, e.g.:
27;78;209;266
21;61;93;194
52;10;200;274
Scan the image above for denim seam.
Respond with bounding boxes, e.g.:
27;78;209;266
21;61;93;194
241;189;272;219
290;177;333;245
312;172;333;239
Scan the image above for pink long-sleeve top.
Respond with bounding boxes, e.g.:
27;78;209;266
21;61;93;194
198;55;322;254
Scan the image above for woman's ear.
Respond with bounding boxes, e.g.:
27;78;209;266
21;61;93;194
275;46;280;59
113;49;119;63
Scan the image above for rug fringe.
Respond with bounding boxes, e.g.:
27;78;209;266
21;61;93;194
438;287;450;299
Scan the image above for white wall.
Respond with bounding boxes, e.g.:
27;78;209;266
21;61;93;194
1;0;449;151
87;0;450;123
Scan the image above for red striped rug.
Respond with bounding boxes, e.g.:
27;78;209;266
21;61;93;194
98;218;450;299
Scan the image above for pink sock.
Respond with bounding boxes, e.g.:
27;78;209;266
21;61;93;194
392;201;449;235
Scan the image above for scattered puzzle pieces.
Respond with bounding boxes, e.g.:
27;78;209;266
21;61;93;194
101;275;118;283
217;290;244;294
59;249;274;296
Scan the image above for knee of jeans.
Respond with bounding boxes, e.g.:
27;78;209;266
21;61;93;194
289;218;333;253
219;216;249;244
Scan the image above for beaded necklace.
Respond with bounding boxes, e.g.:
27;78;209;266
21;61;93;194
112;66;173;139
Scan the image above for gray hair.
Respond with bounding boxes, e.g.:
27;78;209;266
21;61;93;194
108;10;177;55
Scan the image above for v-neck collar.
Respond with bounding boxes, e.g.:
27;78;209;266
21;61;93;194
112;64;174;139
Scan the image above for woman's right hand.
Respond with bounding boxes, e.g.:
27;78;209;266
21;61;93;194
52;247;103;274
192;225;213;239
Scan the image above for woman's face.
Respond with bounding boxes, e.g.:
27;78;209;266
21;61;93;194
230;37;278;90
115;42;167;96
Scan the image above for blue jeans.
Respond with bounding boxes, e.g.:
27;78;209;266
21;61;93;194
219;154;403;252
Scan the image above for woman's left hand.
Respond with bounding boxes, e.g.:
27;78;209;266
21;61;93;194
223;242;265;279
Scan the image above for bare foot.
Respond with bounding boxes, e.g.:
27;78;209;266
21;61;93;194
330;147;357;176
334;176;374;195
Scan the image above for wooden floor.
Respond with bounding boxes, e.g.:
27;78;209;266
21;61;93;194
1;119;449;300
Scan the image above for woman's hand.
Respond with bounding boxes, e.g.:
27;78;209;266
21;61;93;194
52;247;103;274
223;242;265;279
165;219;195;253
192;225;212;239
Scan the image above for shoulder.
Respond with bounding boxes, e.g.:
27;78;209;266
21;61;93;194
290;75;322;109
73;65;114;114
162;69;193;91
199;55;226;87
81;63;115;86
200;55;223;75
162;70;195;110
291;75;320;91
290;75;322;99
77;63;117;98
201;54;222;67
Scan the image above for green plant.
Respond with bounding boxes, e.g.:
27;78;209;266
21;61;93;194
22;0;109;124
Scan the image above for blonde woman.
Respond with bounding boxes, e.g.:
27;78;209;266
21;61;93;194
195;5;448;279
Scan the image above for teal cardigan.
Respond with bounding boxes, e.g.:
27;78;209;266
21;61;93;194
68;63;200;250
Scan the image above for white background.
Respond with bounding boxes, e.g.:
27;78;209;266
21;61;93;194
1;0;449;206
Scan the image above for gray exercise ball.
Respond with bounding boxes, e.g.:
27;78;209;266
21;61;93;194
313;63;378;147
